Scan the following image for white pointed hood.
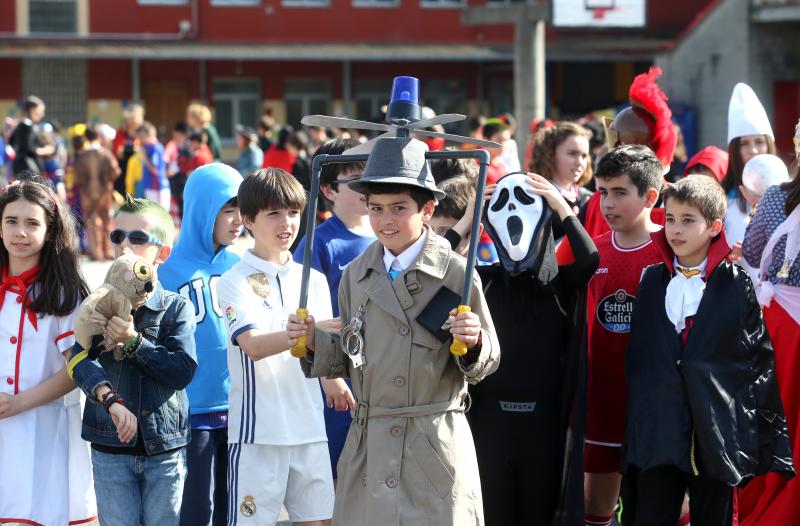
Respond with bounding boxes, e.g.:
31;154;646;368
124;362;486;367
727;82;773;144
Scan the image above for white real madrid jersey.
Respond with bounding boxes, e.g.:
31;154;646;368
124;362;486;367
217;250;331;445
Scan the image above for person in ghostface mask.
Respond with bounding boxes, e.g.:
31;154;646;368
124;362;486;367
461;172;599;525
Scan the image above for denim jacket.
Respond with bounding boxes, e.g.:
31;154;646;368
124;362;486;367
71;282;197;454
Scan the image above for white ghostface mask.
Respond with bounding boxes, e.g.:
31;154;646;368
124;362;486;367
485;172;554;274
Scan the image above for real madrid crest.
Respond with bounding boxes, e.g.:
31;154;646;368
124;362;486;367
240;494;257;517
247;273;271;299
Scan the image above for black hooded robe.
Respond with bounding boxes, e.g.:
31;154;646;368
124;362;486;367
467;214;598;526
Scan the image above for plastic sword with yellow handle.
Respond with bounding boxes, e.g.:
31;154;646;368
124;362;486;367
446;148;489;356
291;153;333;357
292;152;374;356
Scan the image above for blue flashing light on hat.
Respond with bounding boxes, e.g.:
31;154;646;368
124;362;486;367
387;76;421;124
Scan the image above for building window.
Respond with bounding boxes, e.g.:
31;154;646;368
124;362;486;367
22;58;86;126
420;78;468;133
285;79;330;129
212;79;261;142
210;0;260;5
420;0;463;8
29;0;76;34
282;0;329;7
354;78;391;121
352;0;399;8
137;0;188;5
488;77;513;117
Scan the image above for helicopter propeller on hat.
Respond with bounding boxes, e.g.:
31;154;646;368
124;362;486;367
292;76;499;358
300;76;500;154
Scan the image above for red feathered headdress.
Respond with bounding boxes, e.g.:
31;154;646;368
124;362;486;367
629;67;677;167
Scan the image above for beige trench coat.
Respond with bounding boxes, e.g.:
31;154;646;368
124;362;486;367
303;229;500;526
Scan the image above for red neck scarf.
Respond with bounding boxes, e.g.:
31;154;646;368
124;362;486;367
0;264;41;330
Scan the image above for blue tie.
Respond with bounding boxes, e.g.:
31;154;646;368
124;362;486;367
388;268;401;282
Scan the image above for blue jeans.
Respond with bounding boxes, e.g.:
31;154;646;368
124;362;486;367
92;448;187;526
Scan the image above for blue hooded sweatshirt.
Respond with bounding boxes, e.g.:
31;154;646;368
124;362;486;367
159;163;243;420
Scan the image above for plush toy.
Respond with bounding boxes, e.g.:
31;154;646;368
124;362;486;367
73;252;156;360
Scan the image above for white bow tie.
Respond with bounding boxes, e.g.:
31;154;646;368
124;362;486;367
665;259;707;333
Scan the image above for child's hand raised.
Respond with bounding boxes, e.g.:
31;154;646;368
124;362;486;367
105;315;137;346
448;308;482;350
525;173;573;220
452;183;497;239
320;377;355;412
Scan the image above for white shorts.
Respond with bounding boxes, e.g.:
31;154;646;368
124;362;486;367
228;442;334;525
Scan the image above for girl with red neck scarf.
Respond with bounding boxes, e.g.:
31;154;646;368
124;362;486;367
0;174;93;526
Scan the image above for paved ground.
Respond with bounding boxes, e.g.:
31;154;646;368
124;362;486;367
77;247;292;525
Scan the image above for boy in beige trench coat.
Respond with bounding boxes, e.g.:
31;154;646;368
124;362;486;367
288;137;500;526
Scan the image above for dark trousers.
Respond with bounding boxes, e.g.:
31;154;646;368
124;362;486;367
470;411;563;526
169;172;187;218
621;465;733;526
180;428;228;526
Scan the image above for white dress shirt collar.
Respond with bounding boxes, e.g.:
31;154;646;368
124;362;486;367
383;230;428;273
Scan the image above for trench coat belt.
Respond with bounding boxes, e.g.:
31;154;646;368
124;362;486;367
352;396;467;429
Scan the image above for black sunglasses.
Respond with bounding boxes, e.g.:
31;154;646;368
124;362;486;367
110;229;163;246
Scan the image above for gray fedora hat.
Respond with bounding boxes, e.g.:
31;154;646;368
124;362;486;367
348;137;446;201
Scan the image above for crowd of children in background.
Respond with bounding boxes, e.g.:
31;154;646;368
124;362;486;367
0;69;799;526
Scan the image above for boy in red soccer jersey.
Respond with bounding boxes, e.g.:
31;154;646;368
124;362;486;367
584;145;664;526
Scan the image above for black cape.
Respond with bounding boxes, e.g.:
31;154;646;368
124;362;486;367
623;229;795;485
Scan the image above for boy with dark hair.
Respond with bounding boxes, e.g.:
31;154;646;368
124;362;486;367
158;163;244;526
293;138;367;481
287;137;500;525
217;168;338;526
584;145;665;526
295;138;371;313
428;175;475;256
428;158;491;259
432;176;473;224
430;157;478;184
70;195;198;526
621;175;794;525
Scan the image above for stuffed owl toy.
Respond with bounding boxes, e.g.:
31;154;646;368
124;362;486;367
74;252;156;360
